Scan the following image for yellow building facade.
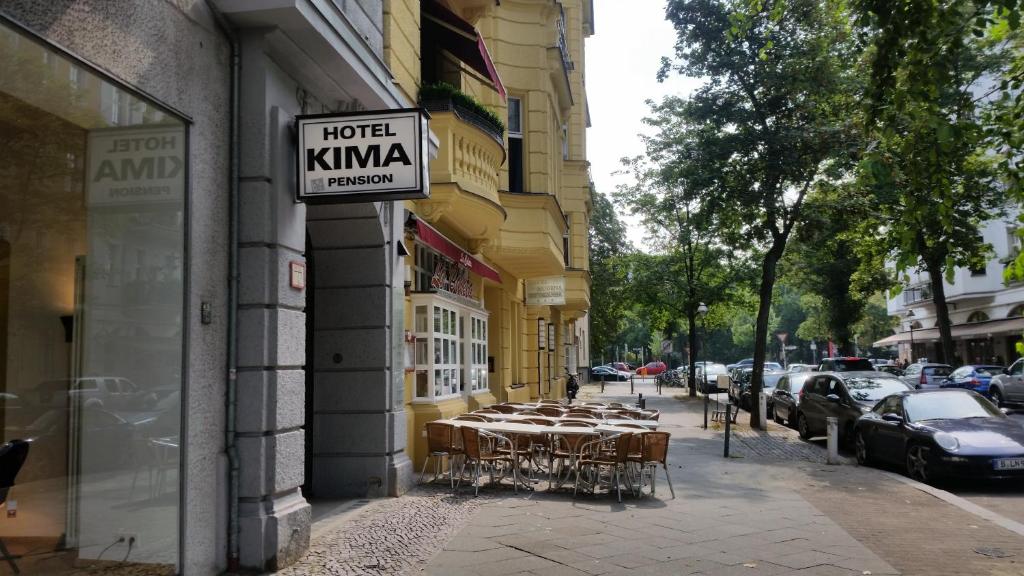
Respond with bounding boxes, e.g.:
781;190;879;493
383;0;594;465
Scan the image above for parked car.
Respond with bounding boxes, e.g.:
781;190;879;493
592;365;629;382
729;368;786;411
772;372;816;426
35;377;152;410
901;363;954;389
697;362;729;393
788;364;815;373
817;357;875;372
796;371;913;445
877;365;905;377
636;361;667;376
939;364;1005;398
726;358;754;371
854;389;1024;482
609;362;632;373
987;357;1024;407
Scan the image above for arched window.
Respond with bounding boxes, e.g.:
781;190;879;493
966;311;990;323
1009;305;1024;318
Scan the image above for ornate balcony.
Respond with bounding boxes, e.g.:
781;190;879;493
415;103;506;245
559;268;591;319
486;192;567;278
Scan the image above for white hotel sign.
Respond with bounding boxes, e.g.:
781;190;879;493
526;276;566;306
296;109;430;203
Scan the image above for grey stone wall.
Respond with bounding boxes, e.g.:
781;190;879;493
0;1;232;574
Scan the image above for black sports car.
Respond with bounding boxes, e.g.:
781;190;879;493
854;389;1024;483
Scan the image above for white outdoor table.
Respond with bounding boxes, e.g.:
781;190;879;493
479;413;658;429
435;419;643;436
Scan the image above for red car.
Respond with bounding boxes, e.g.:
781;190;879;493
610;362;632;373
637;361;667;376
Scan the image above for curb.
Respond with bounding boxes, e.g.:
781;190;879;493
879;470;1024;538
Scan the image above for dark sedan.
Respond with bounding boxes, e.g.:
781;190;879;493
796;371;913;445
591;365;628;382
772;372;816;427
854;389;1024;483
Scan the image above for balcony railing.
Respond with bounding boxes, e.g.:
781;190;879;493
902;283;932;306
556;4;574;72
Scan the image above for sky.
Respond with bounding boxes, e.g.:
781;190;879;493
584;0;702;249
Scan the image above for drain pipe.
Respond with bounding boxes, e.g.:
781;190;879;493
208;2;242;571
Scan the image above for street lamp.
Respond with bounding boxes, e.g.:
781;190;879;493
905;310;916;364
697;302;709;428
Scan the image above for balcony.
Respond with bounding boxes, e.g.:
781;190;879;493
486;192;568;278
559;268;591;319
902;283;932;306
415;102;506;244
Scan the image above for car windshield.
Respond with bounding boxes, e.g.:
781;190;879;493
789;374;811;393
705;364;728;375
835;358;874;371
844;376;909;402
924;366;952;376
973;366;1003;377
904;392;1003;422
763;373;785;387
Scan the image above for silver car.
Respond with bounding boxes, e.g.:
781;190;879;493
901;363;953;389
989;358;1024;407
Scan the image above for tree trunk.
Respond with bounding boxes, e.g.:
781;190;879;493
925;259;957;365
750;243;784;429
687;312;698;397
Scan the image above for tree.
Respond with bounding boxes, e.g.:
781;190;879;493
855;1;1009;364
589;188;631;362
660;0;861;427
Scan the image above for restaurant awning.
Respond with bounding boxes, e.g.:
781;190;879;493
872;316;1024;347
422;0;506;100
408;215;502;283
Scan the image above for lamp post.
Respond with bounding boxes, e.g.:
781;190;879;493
905;310;916;364
697;302;709;428
809;340;817;366
537;317;546;399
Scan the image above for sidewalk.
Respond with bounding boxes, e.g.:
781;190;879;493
275;378;1024;576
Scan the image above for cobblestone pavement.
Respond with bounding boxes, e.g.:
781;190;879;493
276;486;489;576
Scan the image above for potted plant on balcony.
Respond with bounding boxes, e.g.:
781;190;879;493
419;82;505;142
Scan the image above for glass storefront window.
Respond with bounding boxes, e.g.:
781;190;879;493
411;294;488;401
0;21;185;574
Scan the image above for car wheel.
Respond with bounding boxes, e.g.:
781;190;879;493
991;387;1004;408
855;431;872;466
797;413;811;440
906;444;932;483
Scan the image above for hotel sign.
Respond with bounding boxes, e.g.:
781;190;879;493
86;125;185;206
296;109;429;203
525;276;566;306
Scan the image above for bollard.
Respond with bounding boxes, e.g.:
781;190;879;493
638;393;645;410
630;375;634;394
758;392;767;430
723;401;732;457
826;416;840;465
703;392;709;430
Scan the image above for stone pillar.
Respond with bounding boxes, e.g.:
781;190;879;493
234;31;310;571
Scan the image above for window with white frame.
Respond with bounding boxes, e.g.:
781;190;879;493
413;294;489;400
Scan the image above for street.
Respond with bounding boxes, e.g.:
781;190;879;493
276;377;1024;576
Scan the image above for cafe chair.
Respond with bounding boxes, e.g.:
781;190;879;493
517;410;543;416
647;410;661;421
538;399;561;405
454;414;492;422
565;411;598;420
617;410;643;420
537;406;564;417
489;404;518;414
575;432;633;502
420;422;462;489
0;439;30;574
524;417;555;426
458;427;517;496
607;402;624;408
473;408;501;415
560;419;597;427
631;431;674;498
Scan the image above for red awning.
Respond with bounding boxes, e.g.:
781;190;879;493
422;1;506;100
411;218;502;283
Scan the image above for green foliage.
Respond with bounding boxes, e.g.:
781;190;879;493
588;188;632;360
659;0;862;421
853;0;1010;362
418;82;505;137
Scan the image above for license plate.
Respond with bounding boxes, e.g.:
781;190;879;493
993;458;1024;471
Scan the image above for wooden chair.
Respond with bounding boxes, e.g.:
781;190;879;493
608;402;625;408
538;399;561;405
581;402;607;408
0;440;30;574
489;404;518;414
524;417;555;426
565;411;598;420
631;431;674;498
560;419;597;427
474;408;501;415
458;427;517;496
537;406;564;417
420;422;462;489
575;433;633;502
617;410;643;420
518;410;544;416
648;410;661;421
455;414;492;422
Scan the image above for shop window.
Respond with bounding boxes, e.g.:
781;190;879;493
0;21;185;573
966;311;990;323
412;295;489;401
508;97;524;192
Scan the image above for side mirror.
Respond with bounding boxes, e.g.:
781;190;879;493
881;412;904;424
826;394;841;403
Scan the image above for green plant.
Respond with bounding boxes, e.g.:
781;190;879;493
419;82;505;136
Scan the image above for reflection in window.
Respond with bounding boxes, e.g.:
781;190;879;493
0;21;184;573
